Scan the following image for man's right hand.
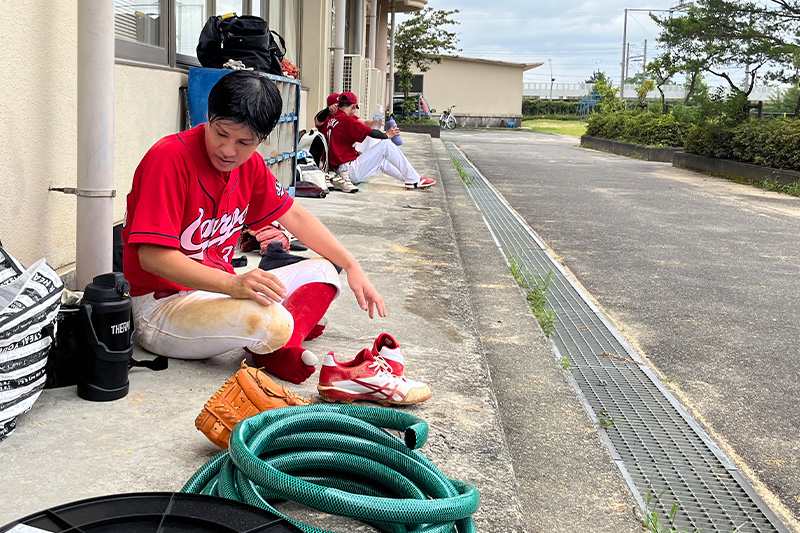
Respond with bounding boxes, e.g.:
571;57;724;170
138;244;287;307
226;269;287;307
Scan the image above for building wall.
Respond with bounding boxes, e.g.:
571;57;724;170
300;0;334;130
114;66;187;221
0;2;78;269
419;58;526;121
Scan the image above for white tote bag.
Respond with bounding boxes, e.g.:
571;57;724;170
0;246;63;441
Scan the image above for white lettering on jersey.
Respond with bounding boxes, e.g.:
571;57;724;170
325;118;339;147
180;206;248;260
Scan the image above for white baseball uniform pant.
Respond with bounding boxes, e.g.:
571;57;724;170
131;258;341;360
341;139;421;185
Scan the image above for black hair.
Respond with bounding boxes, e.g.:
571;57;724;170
207;70;282;141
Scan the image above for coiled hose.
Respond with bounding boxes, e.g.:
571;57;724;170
181;404;479;533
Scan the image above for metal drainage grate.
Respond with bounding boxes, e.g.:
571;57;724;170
445;142;788;533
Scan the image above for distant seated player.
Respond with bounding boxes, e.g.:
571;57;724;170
316;91;436;192
122;71;385;384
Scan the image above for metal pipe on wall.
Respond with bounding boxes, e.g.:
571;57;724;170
76;0;115;289
333;0;346;92
388;0;396;106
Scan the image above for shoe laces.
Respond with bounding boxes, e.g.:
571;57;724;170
369;357;403;381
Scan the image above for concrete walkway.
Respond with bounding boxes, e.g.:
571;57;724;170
0;133;641;532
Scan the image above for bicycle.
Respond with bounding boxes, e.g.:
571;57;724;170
439;105;457;130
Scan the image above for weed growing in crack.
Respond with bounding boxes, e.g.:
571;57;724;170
450;156;475;185
639;487;697;533
507;255;557;337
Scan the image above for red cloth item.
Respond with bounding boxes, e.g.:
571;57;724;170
281;58;299;78
305;323;325;341
252;282;337;384
318;109;371;167
327;93;340;106
122;124;293;296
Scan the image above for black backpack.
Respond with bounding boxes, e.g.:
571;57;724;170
196;14;286;75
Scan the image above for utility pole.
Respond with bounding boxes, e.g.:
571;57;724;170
620;8;628;98
643;39;647;72
625;43;631;81
620;7;679;98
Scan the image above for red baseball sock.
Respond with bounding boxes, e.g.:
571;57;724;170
305;323;326;341
252;282;337;384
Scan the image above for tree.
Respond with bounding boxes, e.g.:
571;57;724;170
651;0;797;100
394;8;460;116
765;85;800;114
593;78;624;113
585;70;610;85
646;55;677;114
635;79;655;110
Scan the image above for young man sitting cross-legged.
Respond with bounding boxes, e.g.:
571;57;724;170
122;71;385;384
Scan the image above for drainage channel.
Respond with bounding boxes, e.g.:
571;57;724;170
445;142;788;533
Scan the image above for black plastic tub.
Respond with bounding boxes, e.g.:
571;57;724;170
0;492;302;532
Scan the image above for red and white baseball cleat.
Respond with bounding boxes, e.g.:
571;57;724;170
371;332;405;376
317;349;431;406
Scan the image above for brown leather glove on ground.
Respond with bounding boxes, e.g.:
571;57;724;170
195;361;312;449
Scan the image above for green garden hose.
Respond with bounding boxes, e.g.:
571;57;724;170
181;404;480;533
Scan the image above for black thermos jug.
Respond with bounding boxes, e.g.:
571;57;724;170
76;272;135;402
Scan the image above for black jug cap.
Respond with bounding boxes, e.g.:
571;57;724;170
83;272;131;302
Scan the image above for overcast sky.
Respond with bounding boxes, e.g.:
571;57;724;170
399;0;691;86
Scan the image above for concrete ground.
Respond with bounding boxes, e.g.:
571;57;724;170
443;128;800;531
0;132;641;532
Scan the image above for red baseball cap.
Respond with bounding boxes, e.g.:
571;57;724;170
327;93;340;106
338;91;358;106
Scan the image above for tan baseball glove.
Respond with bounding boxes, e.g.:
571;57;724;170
195;361;312;449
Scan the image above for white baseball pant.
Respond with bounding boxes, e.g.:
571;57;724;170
131;258;341;360
341;139;421;185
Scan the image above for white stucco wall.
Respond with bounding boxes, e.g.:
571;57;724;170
114;65;187;224
418;57;527;118
0;1;78;270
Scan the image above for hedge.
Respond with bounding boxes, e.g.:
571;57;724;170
585;111;691;147
522;114;581;121
523;99;581;116
684;118;800;171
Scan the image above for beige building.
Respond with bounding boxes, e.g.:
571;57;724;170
0;0;424;286
409;55;542;128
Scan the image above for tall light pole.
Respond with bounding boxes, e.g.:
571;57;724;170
549;58;554;100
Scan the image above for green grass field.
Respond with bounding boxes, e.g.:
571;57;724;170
521;119;587;137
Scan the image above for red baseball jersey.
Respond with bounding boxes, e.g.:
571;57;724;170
122;124;293;296
319;110;371;167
